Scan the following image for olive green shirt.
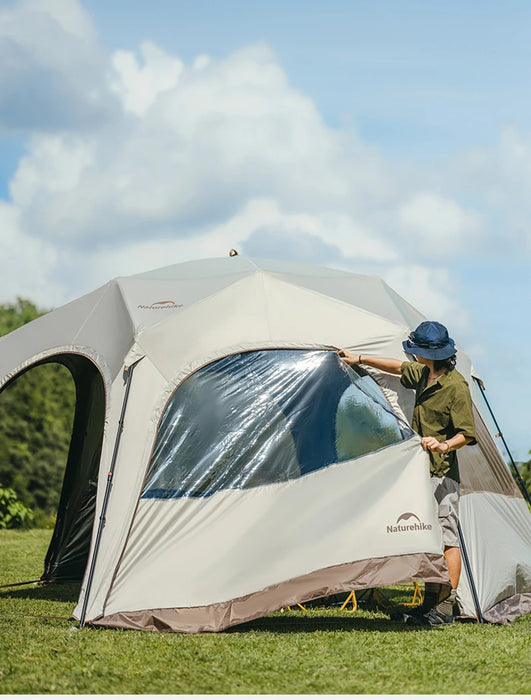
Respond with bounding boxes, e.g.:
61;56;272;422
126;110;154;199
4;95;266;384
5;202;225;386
400;361;477;481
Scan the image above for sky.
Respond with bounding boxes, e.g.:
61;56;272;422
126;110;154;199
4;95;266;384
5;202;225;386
0;0;529;460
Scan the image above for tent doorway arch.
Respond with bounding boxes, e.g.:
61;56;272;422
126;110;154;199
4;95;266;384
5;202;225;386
0;353;106;583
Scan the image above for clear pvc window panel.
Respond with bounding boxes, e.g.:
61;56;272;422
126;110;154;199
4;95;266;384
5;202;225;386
141;350;413;499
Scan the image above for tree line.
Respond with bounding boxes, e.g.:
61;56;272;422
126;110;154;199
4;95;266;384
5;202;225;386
0;298;529;527
0;299;75;526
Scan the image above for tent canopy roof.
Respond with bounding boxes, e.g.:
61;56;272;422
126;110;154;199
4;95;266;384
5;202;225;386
117;255;427;337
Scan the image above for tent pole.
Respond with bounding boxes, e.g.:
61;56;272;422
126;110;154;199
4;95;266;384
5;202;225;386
473;378;531;507
457;520;484;624
78;362;137;628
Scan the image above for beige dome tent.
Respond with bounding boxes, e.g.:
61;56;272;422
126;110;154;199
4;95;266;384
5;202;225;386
1;256;529;631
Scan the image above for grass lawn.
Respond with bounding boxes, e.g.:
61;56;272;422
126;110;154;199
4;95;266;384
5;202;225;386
1;529;530;694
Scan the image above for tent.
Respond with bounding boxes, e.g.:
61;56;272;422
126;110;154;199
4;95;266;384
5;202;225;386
1;255;530;632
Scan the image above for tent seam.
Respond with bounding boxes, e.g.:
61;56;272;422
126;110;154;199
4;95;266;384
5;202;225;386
72;282;115;343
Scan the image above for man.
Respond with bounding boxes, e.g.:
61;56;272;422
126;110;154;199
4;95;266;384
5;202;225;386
339;320;477;626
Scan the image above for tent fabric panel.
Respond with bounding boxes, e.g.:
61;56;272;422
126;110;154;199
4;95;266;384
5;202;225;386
271;272;410;326
263;273;409;348
379;280;428;330
0;283;108;387
459;407;521;497
270;272;427;329
134;272;273;381
88;551;447;633
103;437;442;615
117;272;251;332
72;281;134;381
481;592;531;625
457;492;531;620
72;358;168;623
127;255;352;282
134;272;411;383
127;255;262;280
0;280;133;389
125;255;428;330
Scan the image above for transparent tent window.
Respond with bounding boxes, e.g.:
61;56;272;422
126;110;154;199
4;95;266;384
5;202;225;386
141;350;413;499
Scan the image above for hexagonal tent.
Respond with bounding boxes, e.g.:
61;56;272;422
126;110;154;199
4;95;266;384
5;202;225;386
1;256;529;631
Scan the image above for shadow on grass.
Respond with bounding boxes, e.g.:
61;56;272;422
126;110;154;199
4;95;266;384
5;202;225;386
3;583;467;635
0;581;80;603
227;613;421;634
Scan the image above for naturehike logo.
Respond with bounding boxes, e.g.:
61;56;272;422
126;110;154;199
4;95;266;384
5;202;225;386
137;300;183;310
386;512;432;534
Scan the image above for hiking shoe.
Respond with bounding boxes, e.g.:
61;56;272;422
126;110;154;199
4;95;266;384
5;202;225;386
405;607;454;627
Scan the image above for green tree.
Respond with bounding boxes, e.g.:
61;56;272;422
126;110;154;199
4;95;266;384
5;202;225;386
0;486;34;528
0;298;46;335
0;299;75;525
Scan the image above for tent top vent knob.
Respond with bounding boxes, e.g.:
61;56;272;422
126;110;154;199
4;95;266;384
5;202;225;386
229;249;239;257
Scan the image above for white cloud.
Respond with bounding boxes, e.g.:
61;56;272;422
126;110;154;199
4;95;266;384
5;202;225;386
6;39;368;247
19;0;97;40
0;0;113;131
109;41;184;117
398;191;482;250
0;3;439;275
0;7;477;323
0;201;63;305
456;126;531;256
383;264;468;333
0;0;524;327
10;135;93;203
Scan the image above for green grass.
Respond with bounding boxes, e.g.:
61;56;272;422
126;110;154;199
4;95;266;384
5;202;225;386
1;530;530;694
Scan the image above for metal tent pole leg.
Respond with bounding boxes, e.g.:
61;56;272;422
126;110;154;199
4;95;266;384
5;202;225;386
78;362;137;628
457;520;484;624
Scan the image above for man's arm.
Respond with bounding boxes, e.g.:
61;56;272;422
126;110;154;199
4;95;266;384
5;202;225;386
421;433;474;454
338;349;403;375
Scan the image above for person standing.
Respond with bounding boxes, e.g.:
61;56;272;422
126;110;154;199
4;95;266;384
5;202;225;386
339;321;477;626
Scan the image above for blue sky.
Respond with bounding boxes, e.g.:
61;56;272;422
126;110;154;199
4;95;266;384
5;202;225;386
0;0;529;459
87;0;531;151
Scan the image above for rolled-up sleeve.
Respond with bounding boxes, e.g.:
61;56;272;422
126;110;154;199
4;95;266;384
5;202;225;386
400;361;423;390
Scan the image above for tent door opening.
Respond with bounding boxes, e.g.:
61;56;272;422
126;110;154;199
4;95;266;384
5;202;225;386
34;354;106;583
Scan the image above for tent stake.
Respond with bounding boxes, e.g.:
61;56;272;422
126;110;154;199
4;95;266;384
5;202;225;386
457;520;484;624
78;362;137;628
474;378;531;507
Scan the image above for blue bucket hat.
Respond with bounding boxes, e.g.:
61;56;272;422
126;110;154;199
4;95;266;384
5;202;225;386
402;321;456;360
